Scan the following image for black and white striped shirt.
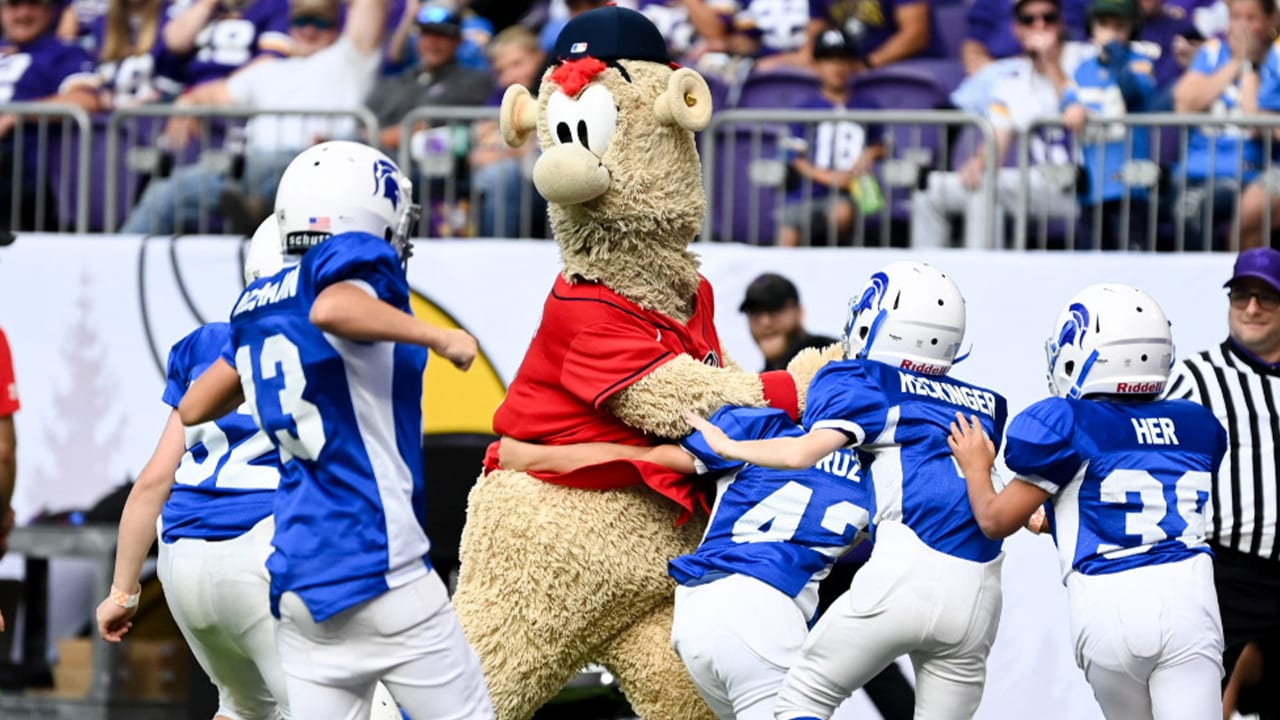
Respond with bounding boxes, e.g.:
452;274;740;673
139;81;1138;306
1167;340;1280;561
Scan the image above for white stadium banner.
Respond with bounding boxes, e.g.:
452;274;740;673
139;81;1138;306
0;234;1236;718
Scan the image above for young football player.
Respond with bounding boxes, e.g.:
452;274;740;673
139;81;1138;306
178;141;493;720
96;216;291;720
688;261;1008;720
500;402;872;720
948;283;1227;720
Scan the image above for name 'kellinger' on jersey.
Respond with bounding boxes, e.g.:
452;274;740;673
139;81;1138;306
898;370;999;418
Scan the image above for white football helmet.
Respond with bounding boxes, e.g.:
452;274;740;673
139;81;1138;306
274;141;419;261
1045;283;1174;399
841;261;966;376
243;214;286;284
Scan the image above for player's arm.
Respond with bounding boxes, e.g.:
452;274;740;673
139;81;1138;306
949;412;1051;539
177;359;243;426
310;282;477;370
686;412;846;469
498;437;696;475
95;410;186;642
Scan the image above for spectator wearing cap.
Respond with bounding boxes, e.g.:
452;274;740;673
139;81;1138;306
1061;0;1156;249
776;28;884;246
912;0;1083;248
1169;0;1274;249
1167;247;1280;720
385;0;495;74
367;1;493;152
0;0;101;231
809;0;941;71
740;272;837;371
122;0;388;233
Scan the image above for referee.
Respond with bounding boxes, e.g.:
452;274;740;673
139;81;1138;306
1167;247;1280;719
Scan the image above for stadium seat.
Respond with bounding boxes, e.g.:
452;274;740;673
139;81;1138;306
736;67;822;110
704;123;788;245
931;1;971;60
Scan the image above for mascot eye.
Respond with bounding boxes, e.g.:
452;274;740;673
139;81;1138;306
545;84;618;158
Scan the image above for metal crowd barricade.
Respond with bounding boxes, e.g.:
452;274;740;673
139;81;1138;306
0;102;92;234
395;106;549;240
1015;113;1280;252
104;106;379;234
701;109;999;247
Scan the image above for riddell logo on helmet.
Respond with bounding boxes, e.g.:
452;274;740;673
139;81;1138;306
900;359;946;376
1116;381;1162;393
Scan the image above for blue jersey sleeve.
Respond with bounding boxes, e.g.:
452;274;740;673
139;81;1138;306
307;233;408;307
1259;41;1280;111
802;361;888;446
1003;397;1083;494
1188;40;1219;75
682;406;803;475
163;323;232;408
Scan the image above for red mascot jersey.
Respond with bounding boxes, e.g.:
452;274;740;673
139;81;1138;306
487;274;730;519
0;328;18;417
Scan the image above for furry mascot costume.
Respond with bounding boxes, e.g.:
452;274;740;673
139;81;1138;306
451;8;832;719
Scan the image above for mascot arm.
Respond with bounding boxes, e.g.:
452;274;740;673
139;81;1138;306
606;342;843;440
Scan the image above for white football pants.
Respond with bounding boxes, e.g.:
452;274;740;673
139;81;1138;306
1068;553;1224;720
157;516;289;720
275;570;494;720
774;521;1004;720
672;574;810;719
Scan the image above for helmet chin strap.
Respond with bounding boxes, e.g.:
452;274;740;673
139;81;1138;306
1068;349;1101;399
952;344;972;365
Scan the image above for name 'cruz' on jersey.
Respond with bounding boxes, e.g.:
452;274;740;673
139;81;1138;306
897;371;999;417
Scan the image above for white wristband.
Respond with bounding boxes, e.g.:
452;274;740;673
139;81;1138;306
110;585;140;609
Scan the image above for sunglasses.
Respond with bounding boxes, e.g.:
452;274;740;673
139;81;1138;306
1228;287;1280;311
1016;10;1060;25
291;15;336;29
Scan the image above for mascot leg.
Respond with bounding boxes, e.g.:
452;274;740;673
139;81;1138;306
454;470;705;720
597;603;716;720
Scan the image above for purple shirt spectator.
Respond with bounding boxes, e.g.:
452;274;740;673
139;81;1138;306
169;0;291;86
0;32;98;102
732;0;812;55
810;0;942;59
786;92;884;201
966;0;1023;60
1134;0;1200;90
90;10;185;105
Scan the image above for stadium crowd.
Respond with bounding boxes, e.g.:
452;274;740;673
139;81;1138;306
3;0;1280;245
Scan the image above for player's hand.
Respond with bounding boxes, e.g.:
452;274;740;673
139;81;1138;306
685;411;736;458
96;599;137;643
947;412;996;477
437;329;478;371
1026;506;1049;534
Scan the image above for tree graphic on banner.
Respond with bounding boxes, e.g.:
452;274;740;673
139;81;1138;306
31;271;126;516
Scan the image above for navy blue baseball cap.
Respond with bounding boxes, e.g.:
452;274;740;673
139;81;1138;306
552;5;671;65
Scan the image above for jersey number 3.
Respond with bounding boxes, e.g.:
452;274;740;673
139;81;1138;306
1098;469;1211;555
236;335;326;462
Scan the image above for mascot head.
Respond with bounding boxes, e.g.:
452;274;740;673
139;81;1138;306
500;6;713;269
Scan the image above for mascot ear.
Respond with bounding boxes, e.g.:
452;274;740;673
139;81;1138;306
500;84;539;148
654;67;713;131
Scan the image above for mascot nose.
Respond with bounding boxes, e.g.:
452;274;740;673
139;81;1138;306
533;144;611;205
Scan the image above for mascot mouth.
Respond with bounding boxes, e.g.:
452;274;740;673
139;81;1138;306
533;143;612;205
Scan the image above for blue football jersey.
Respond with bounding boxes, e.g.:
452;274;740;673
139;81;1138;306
225;232;431;622
160;323;279;544
803;360;1009;563
669;406;872;621
1005;397;1227;580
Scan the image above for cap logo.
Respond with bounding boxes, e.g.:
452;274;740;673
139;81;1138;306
571;42;588;53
